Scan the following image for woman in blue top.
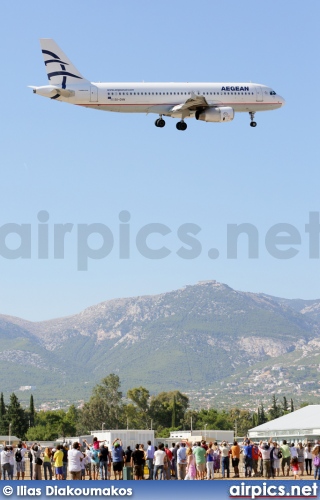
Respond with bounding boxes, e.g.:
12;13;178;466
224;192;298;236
206;443;214;480
112;438;123;480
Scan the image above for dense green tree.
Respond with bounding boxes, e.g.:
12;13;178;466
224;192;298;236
282;396;288;414
122;403;144;430
58;405;78;437
268;395;281;420
126;387;150;427
149;391;189;429
290;399;294;412
156;426;181;438
229;408;253;436
26;424;57;441
127;387;150;413
182;410;199;431
0;392;7;434
194;408;233;431
29;395;35;427
79;374;123;432
25;408;77;441
252;412;258;428
6;393;28;439
171;396;177;428
257;404;267;425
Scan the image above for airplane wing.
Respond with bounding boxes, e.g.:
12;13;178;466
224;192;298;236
169;92;209;117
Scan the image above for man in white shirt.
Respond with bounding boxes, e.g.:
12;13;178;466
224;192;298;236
68;442;83;480
1;447;13;480
290;443;298;458
219;442;230;478
153;443;166;480
177;442;187;480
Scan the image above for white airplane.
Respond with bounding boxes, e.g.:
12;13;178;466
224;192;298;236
31;39;285;131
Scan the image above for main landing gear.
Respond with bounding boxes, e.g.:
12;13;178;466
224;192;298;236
155;116;165;128
176;120;187;131
249;111;257;127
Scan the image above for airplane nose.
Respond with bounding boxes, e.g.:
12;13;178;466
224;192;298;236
279;95;286;106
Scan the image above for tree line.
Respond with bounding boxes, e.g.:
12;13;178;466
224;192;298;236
0;374;308;441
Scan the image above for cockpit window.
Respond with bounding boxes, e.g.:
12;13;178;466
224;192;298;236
270;90;276;95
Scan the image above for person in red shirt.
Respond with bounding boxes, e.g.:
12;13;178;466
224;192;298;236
252;443;260;477
201;440;208;451
164;444;173;480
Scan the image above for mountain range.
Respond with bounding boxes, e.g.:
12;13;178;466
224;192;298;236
1;280;320;409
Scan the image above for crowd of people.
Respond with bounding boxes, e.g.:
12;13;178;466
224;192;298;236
1;438;320;481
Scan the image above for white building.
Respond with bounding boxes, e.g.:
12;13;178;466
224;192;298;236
248;405;320;443
156;429;234;447
88;429;155;449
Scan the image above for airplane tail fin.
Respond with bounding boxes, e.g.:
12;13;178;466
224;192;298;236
39;39;89;88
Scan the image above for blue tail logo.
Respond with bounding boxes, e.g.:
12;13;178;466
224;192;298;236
42;49;82;89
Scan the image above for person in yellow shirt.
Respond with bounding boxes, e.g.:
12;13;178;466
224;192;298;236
53;445;64;480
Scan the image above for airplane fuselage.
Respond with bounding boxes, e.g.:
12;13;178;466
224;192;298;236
53;82;283;117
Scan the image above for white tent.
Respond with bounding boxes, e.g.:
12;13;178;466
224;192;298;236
248;405;320;443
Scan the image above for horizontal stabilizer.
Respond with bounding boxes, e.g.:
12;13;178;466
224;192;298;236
29;85;75;98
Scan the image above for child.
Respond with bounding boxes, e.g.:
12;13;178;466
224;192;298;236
291;457;300;479
81;452;87;480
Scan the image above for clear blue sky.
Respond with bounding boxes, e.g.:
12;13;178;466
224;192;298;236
1;0;319;321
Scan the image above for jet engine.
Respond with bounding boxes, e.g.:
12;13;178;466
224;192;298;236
195;106;234;122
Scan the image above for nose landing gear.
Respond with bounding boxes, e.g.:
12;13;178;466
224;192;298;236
249;111;257;127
